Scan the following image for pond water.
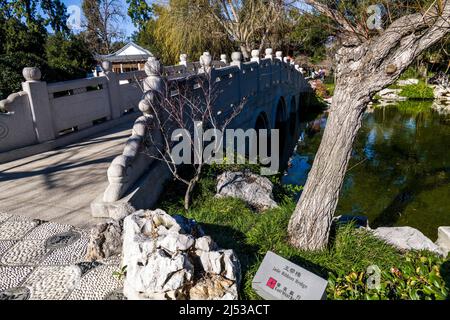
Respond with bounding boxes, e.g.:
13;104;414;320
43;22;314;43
283;100;450;240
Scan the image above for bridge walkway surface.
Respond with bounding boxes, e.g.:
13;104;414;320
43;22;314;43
0;120;135;229
0;122;135;300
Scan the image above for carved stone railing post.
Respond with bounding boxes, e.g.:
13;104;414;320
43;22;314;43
220;54;228;64
143;56;164;94
180;54;188;66
199;52;212;74
265;48;273;60
251;50;260;63
230;52;242;69
276;51;283;61
102;60;122;119
21;67;56;143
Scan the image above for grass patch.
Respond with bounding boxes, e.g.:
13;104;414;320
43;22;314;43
399;81;434;100
157;165;449;300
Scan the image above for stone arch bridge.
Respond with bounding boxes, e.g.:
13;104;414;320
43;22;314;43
0;49;313;227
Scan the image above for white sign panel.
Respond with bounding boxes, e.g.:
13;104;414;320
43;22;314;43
252;251;328;300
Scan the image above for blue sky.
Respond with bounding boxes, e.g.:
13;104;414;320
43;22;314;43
62;0;138;37
59;0;309;38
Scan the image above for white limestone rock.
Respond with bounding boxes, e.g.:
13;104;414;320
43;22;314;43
436;227;450;257
195;236;216;252
222;249;240;282
159;232;195;253
122;209;240;300
189;275;238;300
378;88;406;101
373;226;444;256
199;251;223;275
216;171;278;212
397;78;419;86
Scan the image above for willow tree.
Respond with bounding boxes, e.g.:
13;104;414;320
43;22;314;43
288;0;450;250
152;0;233;64
199;0;290;59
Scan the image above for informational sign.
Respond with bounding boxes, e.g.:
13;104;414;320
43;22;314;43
252;251;328;300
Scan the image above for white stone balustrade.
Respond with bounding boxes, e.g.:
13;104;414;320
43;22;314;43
0;47;312;215
0;65;147;159
93;49;312;218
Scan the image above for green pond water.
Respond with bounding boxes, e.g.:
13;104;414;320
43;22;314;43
283;100;450;240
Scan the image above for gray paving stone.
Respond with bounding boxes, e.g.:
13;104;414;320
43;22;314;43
67;265;123;300
25;265;82;300
0;266;34;291
0;286;31;300
23;222;72;240
40;230;89;266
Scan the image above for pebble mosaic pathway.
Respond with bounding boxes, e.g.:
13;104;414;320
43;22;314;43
0;212;124;300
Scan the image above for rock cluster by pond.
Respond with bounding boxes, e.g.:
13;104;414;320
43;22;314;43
334;215;449;257
216;171;278;212
373;226;445;256
122;209;241;300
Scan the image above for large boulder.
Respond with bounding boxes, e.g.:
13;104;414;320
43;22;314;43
373;227;444;256
216;171;278;212
122;209;240;300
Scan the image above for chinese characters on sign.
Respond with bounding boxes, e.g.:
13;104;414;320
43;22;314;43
252;251;328;300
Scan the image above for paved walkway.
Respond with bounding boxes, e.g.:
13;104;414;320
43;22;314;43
0;212;123;300
0;120;134;228
0;122;134;299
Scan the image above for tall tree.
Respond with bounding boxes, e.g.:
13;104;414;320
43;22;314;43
126;0;152;29
82;0;125;54
288;0;450;250
40;0;69;34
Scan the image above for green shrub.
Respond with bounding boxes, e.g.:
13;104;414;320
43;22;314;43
328;252;449;300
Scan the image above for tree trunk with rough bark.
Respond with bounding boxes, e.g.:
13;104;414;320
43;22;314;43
288;78;370;250
288;1;450;250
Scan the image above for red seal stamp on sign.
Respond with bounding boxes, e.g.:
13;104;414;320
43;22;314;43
266;277;277;289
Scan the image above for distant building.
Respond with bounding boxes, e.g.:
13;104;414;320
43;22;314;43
95;42;153;74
